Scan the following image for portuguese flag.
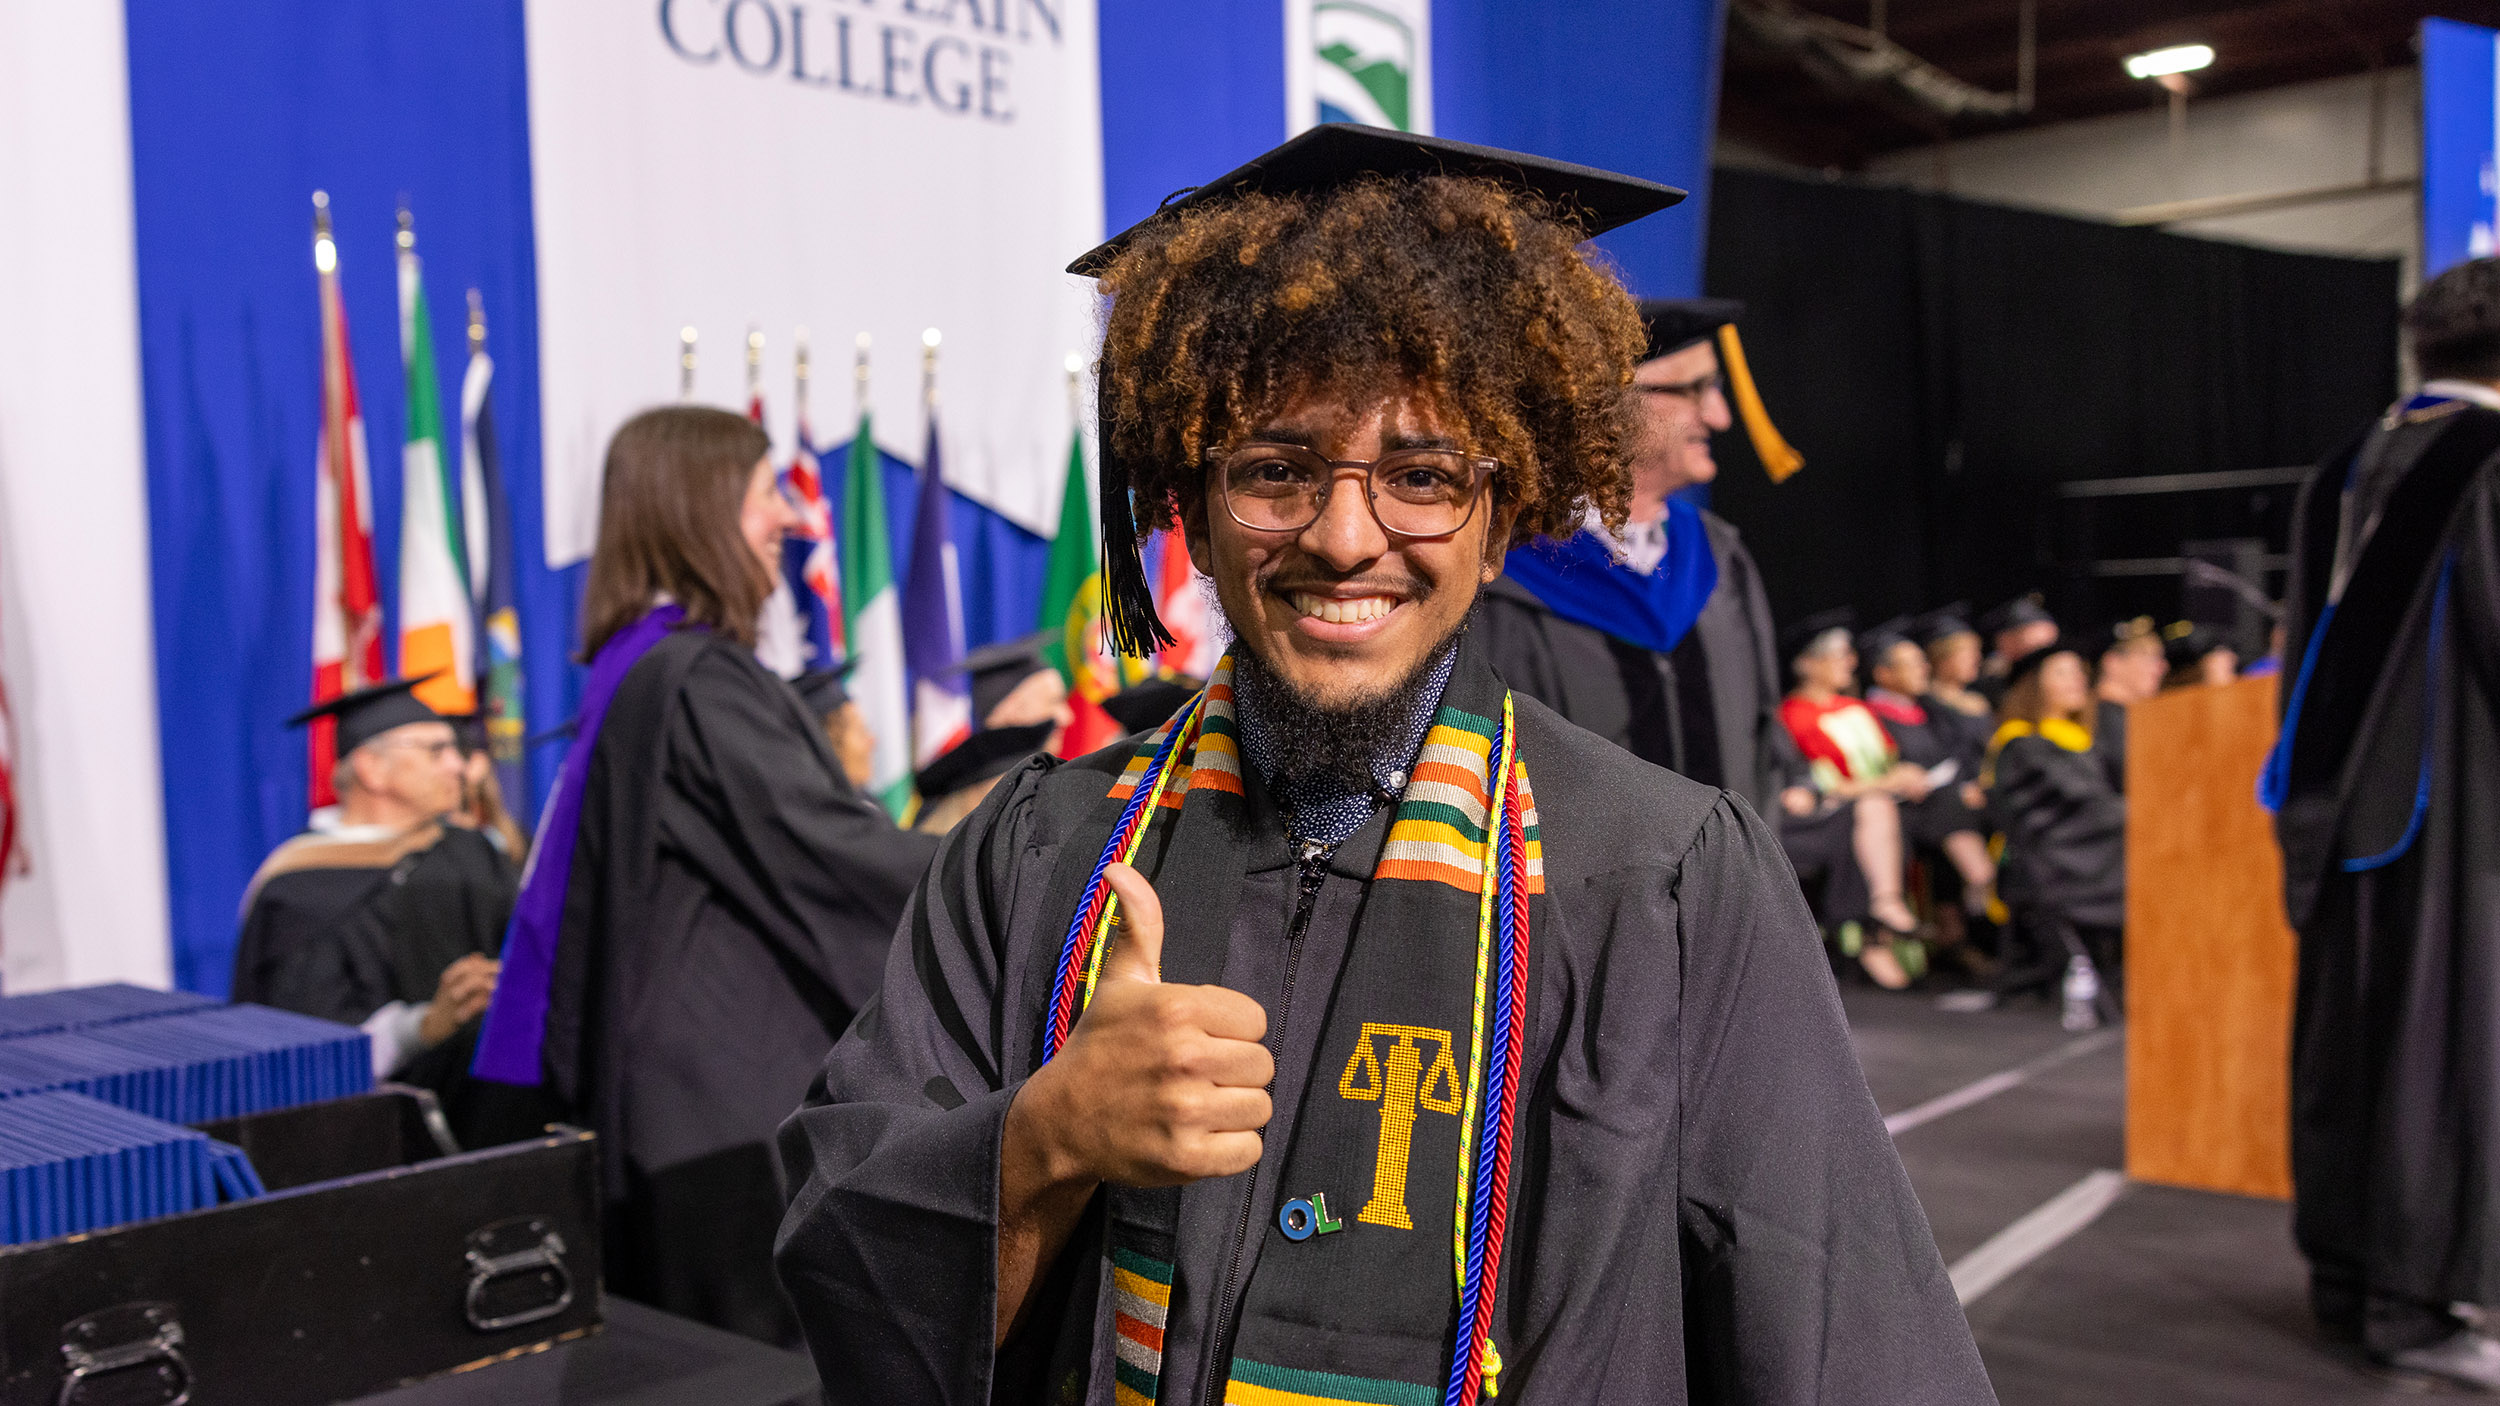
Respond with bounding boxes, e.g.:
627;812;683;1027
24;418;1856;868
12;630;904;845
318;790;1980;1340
1038;428;1124;757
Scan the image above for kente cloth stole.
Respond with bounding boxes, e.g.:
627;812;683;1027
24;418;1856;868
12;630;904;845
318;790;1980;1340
1037;641;1546;1406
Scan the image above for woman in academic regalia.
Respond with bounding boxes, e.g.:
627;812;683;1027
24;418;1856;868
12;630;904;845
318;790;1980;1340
1984;639;2125;996
470;406;941;1345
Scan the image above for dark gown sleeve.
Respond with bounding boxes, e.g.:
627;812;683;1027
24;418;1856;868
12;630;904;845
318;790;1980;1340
774;764;1047;1403
1989;737;2125;930
232;870;397;1026
1673;797;1997;1403
662;648;943;1011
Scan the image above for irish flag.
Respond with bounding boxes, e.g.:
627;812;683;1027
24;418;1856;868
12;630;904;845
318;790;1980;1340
308;193;384;809
394;214;473;715
839;414;910;813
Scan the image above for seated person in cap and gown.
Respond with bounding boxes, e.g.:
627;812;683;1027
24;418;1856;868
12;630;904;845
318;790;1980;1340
234;678;519;1138
2091;617;2165;795
777;126;1990;1403
1777;613;1929;988
1916;604;1996;767
1479;297;1800;814
1859;618;1997;932
1982;638;2124;1000
1974;593;2060;709
911;634;1074;835
2160;620;2239;691
467;406;943;1346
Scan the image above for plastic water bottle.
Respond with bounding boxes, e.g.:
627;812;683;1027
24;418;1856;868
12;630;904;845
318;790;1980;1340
2061;954;2101;1032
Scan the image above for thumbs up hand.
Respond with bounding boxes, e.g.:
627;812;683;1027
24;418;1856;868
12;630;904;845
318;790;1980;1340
1007;862;1274;1188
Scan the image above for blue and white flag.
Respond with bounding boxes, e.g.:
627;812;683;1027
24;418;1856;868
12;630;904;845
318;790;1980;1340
903;419;970;767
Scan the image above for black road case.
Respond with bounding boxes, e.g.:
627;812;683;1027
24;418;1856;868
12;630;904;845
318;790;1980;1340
0;1087;602;1405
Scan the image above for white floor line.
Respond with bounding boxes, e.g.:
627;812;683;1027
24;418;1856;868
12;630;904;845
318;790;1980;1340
1949;1168;2130;1304
1882;1027;2119;1136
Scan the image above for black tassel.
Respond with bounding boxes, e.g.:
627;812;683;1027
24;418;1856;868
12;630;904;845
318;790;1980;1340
1096;363;1175;658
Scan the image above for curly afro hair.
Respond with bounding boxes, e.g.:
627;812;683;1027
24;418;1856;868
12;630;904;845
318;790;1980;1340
1096;173;1648;551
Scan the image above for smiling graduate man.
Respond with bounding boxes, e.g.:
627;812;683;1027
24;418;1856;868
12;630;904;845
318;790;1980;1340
775;126;1991;1406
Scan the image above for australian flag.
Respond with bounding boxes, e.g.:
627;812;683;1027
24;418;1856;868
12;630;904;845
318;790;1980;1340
780;427;844;669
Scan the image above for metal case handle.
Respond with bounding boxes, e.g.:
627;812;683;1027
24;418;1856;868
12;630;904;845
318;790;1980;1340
463;1217;575;1332
58;1302;191;1406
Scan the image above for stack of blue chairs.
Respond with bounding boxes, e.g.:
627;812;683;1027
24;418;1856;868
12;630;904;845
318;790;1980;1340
0;1003;370;1124
0;987;372;1246
0;1091;265;1245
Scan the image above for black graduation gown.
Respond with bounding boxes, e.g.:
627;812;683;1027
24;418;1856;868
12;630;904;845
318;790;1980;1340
2272;399;2500;1338
1870;692;1983;848
1476;575;1684;773
1985;734;2123;933
232;824;529;1141
775;694;1993;1403
2092;699;2129;795
1690;510;1790;815
540;629;941;1345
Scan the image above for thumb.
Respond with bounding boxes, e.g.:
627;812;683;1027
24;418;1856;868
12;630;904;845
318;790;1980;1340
1099;862;1165;985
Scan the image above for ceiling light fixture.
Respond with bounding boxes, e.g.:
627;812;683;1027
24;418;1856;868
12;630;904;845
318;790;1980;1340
2123;43;2214;81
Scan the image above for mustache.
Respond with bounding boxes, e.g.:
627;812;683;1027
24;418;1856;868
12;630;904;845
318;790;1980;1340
1259;567;1433;601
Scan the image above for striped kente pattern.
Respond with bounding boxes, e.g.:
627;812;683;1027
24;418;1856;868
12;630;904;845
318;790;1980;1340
1109;659;1242;808
1111;1247;1174;1405
1377;705;1544;896
1224;1356;1440;1406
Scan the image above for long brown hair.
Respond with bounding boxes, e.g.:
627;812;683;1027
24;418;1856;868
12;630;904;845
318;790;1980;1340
1998;652;2094;738
580;406;772;656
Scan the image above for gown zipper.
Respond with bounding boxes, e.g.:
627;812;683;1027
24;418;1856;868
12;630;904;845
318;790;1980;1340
1194;845;1329;1405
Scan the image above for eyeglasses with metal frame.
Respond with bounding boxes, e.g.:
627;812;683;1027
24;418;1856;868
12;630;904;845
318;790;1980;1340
1210;441;1500;541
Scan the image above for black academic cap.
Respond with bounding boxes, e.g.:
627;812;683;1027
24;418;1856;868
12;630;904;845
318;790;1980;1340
1102;675;1202;735
1854;615;1916;665
1780;607;1857;663
285;675;446;757
1638;298;1744;363
1070;125;1686;657
1069;125;1686;278
1911;603;1977;647
913;721;1055;804
2162;620;2230;673
951;634;1054;726
2005;635;2081;689
792;657;860;719
1977;592;2056;638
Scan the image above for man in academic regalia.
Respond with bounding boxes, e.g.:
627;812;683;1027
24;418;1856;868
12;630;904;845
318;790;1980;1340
1974;593;2058;707
234;678;516;1117
776;126;1990;1404
1479;298;1803;816
2263;257;2500;1387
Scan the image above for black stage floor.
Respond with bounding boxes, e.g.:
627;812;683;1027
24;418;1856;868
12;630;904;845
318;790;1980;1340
1844;988;2435;1404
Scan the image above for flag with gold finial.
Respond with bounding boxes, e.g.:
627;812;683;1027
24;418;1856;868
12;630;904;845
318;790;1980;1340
309;192;386;810
395;207;475;716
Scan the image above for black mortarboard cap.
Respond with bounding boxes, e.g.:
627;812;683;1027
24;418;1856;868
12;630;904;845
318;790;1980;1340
1638;298;1744;362
2005;634;2080;690
1070;125;1687;657
951;634;1054;726
792;657;860;719
1101;675;1201;735
1977;592;2055;638
913;721;1055;804
285;675;445;757
1911;603;1977;647
1854;615;1916;665
1779;607;1857;664
2162;620;2230;674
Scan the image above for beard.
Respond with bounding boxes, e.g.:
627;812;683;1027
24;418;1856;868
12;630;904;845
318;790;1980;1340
1228;609;1471;801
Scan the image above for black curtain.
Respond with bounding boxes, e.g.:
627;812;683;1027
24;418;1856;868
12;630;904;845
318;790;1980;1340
1702;166;2401;636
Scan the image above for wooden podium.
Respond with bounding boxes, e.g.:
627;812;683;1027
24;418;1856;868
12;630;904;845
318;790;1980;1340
2124;675;2297;1200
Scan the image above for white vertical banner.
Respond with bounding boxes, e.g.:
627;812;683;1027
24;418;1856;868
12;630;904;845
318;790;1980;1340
1283;0;1432;137
527;0;1106;566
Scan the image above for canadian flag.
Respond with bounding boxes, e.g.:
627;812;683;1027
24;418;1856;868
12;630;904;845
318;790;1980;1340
308;195;385;809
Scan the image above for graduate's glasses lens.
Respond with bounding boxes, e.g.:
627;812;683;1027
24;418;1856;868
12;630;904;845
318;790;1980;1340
1218;444;1489;538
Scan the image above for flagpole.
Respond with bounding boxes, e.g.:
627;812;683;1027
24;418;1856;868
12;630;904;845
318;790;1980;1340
746;325;765;410
854;332;871;419
794;327;810;430
467;289;486;355
679;325;697;400
920;327;940;415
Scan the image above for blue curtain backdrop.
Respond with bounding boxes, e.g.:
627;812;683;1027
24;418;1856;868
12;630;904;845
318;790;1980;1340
125;0;572;998
1096;0;1724;296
